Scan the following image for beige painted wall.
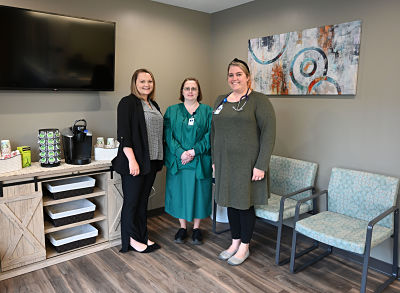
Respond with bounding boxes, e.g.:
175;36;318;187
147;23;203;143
210;0;400;264
0;0;211;209
1;0;399;266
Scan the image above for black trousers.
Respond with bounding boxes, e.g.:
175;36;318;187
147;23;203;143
227;206;256;244
120;161;158;252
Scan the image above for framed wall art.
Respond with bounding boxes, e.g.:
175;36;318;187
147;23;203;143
248;20;362;95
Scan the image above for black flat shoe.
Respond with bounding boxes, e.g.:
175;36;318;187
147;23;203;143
174;228;188;244
128;244;155;253
192;228;203;245
148;243;161;250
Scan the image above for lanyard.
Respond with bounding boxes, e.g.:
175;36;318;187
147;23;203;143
215;88;250;113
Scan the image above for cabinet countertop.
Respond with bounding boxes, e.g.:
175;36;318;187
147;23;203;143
0;160;112;182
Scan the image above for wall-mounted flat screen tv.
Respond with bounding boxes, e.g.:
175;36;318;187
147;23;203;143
0;5;115;91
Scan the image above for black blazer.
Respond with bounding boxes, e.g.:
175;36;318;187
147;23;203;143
112;94;163;175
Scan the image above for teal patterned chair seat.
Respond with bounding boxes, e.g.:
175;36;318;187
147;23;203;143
254;155;318;265
295;211;393;254
290;167;399;293
255;193;312;222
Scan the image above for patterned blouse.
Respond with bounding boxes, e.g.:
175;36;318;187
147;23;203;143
141;99;163;160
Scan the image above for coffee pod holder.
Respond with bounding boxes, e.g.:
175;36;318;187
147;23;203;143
38;129;61;167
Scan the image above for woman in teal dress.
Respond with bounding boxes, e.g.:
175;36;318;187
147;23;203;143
164;77;213;245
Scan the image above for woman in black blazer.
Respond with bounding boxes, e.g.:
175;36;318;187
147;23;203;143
112;68;163;253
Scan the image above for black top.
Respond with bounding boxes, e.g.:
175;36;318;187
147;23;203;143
112;94;163;175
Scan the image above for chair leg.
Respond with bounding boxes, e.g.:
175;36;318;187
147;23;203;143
374;209;399;293
360;246;371;293
290;229;330;273
361;210;400;293
296;244;331;273
212;200;217;231
290;229;298;272
275;221;284;265
361;236;396;293
277;223;320;266
212;200;230;234
393;210;399;279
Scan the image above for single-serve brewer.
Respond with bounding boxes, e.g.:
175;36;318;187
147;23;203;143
62;119;92;165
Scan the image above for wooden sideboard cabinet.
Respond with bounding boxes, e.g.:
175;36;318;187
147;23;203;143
0;161;121;281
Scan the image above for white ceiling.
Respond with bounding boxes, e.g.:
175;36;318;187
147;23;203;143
151;0;255;13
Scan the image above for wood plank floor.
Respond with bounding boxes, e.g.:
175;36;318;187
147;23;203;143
1;213;400;293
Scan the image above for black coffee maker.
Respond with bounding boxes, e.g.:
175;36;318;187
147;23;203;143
62;119;92;165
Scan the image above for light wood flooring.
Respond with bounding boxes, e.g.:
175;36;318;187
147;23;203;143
1;213;400;293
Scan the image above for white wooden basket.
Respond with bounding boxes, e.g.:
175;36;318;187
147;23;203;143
0;154;22;174
94;147;118;161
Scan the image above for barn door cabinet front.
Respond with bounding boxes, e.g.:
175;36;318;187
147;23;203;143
108;172;123;240
0;182;45;271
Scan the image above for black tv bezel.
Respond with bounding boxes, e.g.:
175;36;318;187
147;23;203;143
0;5;116;92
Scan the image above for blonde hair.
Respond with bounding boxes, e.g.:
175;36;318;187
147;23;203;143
131;68;156;101
227;59;252;89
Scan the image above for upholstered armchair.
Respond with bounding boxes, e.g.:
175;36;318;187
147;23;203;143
289;167;399;293
255;155;318;265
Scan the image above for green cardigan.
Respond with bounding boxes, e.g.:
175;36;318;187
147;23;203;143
211;91;276;209
164;103;213;179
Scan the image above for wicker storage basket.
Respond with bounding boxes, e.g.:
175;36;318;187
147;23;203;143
0;154;22;174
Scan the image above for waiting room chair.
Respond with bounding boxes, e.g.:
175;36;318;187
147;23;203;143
255;155;318;265
289;167;399;293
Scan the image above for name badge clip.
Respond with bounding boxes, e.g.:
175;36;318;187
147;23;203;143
188;117;195;125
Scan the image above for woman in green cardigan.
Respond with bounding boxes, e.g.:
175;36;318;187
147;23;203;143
164;77;213;245
212;59;276;265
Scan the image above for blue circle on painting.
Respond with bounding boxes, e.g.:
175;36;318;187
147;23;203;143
248;33;290;65
290;47;328;91
307;76;342;94
300;58;317;77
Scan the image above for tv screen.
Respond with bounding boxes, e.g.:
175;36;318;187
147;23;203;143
0;5;115;91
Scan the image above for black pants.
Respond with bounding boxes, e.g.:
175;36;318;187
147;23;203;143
120;161;158;252
227;206;256;244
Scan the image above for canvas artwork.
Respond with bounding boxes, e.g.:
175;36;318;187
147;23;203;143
248;20;361;95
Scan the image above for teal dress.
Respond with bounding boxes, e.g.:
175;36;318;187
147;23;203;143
164;103;213;221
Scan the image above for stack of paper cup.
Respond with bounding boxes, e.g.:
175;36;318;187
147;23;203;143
106;138;115;148
96;137;104;147
1;139;11;156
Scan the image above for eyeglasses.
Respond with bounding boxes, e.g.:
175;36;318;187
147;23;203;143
183;87;198;92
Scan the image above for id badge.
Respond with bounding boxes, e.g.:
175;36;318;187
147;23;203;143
188;117;195;126
213;104;223;115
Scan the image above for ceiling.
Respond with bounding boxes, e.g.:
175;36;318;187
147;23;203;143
151;0;255;13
